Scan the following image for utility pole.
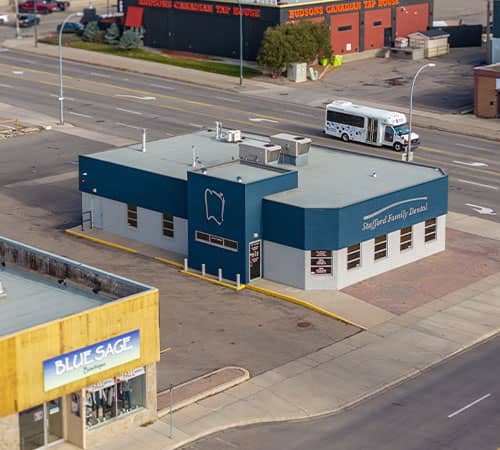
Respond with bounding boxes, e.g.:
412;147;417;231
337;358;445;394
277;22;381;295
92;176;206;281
33;0;38;47
14;0;21;39
486;0;492;64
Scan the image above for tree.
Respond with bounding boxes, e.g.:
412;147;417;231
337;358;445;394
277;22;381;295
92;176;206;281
257;21;332;77
104;23;121;45
119;29;143;50
257;26;293;78
82;21;99;43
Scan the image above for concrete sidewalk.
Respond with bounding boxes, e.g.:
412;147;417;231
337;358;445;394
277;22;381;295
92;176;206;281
56;212;500;450
3;38;500;141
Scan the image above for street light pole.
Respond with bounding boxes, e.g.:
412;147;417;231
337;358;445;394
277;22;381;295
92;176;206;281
13;0;21;39
238;0;243;86
59;12;83;125
406;62;435;162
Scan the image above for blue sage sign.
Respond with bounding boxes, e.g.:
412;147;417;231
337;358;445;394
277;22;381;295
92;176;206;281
43;330;140;391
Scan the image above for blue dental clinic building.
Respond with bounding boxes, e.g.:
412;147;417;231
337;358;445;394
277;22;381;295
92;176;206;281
79;130;448;290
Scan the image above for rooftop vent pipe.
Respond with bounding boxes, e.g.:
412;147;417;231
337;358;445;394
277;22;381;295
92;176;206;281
141;128;147;152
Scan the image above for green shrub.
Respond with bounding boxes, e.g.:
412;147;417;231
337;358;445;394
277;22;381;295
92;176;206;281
119;29;143;50
82;21;99;42
256;26;293;78
104;23;121;45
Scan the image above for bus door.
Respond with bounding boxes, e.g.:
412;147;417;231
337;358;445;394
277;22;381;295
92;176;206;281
367;118;378;143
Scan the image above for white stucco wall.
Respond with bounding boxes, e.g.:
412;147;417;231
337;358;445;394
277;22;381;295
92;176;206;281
82;193;188;255
263;240;306;289
262;215;446;291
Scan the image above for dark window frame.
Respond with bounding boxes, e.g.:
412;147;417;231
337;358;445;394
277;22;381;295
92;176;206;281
327;110;365;128
374;234;388;260
127;204;137;228
347;244;361;270
424;218;437;242
400;226;412;251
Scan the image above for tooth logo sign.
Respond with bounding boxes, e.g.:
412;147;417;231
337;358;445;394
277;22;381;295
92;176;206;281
205;188;225;225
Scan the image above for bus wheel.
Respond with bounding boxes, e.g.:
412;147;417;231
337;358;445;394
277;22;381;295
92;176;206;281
393;142;402;152
341;133;349;142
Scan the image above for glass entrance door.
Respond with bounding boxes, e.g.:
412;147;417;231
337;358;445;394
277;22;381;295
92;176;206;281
46;399;63;445
19;398;63;450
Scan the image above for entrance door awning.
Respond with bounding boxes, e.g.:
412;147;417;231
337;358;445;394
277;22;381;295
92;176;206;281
125;6;144;28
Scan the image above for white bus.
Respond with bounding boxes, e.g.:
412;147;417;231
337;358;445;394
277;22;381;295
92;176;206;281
324;101;420;151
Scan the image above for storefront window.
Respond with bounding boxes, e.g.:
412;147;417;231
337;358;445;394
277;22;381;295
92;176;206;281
85;367;145;429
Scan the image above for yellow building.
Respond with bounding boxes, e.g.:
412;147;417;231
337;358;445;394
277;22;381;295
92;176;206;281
0;236;160;449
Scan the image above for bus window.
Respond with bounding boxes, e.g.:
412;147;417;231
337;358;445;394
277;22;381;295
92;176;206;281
327;110;364;128
384;126;394;142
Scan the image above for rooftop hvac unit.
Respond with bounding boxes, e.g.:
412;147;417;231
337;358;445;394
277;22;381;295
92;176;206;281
270;133;311;156
239;140;281;165
226;130;241;143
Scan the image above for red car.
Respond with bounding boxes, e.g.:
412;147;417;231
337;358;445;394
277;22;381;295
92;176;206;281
18;0;58;14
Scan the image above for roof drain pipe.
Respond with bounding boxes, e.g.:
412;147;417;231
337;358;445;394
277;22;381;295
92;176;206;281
215;121;222;140
141;128;147;152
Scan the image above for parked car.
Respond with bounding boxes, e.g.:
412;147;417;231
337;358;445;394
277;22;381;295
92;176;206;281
0;13;9;24
17;13;40;27
18;0;57;14
43;0;71;11
57;21;83;34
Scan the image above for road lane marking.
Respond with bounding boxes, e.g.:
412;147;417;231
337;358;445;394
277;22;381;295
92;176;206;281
12;70;23;75
149;83;174;90
160;347;171;354
456;179;499;190
249;117;279;123
465;203;496;215
456;143;497;152
5;171;77;188
453;160;488;168
215;96;240;103
49;93;75;101
188;123;203;128
448;393;491;418
116;107;143;115
0;83;13;88
114;94;156;100
115;122;143;129
90;72;111;78
69;112;92;118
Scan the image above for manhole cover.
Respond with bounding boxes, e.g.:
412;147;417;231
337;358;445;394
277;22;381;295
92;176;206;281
297;321;311;328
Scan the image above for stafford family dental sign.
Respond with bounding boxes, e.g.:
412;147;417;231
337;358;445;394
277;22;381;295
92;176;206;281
361;197;428;232
43;330;140;391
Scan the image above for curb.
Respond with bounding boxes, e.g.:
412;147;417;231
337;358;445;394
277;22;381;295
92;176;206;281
63;228;363;327
167;328;500;449
64;229;138;253
157;367;250;418
246;284;367;330
180;270;246;291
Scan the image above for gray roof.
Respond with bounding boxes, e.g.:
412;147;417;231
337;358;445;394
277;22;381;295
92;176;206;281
0;266;112;337
85;130;446;208
199;160;290;184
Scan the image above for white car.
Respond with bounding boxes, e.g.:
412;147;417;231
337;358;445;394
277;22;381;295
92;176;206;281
0;13;9;24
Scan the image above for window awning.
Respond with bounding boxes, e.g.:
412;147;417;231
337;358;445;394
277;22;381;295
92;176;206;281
125;6;144;28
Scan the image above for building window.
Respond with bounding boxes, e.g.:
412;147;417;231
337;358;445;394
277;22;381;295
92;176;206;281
338;25;352;31
85;367;145;429
195;231;238;252
373;20;382;26
311;250;333;275
374;234;387;260
424;218;437;242
162;214;174;238
347;244;361;270
127;204;137;228
400;226;412;251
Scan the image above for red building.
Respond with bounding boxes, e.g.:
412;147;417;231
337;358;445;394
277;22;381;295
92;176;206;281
122;0;433;60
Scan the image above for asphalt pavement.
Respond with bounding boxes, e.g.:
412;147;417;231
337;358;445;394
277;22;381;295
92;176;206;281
184;334;500;450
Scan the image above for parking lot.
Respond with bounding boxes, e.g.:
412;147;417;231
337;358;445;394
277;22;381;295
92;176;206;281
0;130;360;391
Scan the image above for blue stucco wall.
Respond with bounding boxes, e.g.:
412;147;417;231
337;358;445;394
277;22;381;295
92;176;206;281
79;156;187;218
188;169;297;283
264;175;448;250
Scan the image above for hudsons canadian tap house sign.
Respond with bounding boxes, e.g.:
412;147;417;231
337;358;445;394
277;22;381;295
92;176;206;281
288;0;399;19
43;330;140;391
138;0;261;17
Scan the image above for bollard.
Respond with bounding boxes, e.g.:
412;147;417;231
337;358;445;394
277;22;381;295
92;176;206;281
168;383;173;438
218;268;222;281
184;258;188;272
236;274;240;288
201;263;206;276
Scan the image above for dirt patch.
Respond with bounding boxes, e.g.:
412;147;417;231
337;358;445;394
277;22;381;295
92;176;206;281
343;228;500;315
